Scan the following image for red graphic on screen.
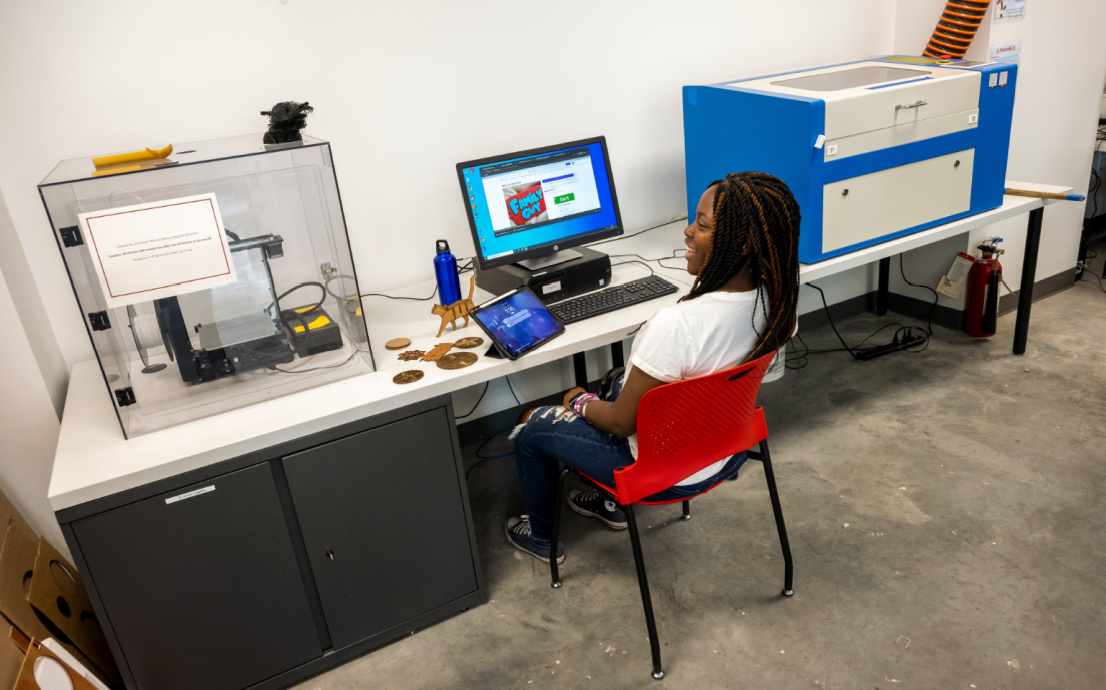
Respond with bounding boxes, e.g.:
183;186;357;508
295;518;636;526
505;184;547;226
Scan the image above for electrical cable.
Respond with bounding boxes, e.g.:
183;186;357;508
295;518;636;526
803;282;859;359
1081;258;1106;295
589;217;687;247
898;255;938;337
505;376;522;406
609;257;656;276
465;427;517;478
455;381;490;419
360;285;438;302
273;348;359;374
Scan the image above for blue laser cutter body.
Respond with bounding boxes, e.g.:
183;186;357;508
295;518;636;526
683;57;1017;263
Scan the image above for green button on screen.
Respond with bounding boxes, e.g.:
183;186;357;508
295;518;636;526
554;193;575;204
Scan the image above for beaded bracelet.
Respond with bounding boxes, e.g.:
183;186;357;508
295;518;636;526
571;393;599;419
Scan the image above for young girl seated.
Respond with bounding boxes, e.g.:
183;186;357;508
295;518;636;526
507;171;801;563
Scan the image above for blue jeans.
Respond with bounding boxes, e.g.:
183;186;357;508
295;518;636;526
513;379;747;544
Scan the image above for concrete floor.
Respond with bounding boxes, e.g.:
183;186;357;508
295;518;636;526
295;269;1106;690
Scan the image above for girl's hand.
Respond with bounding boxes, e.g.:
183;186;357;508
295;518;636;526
562;387;588;409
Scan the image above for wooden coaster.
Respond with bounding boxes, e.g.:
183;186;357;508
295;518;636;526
436;352;478;370
392;370;424;385
385;337;412;350
454;337;484;349
421;343;455;362
398;350;425;361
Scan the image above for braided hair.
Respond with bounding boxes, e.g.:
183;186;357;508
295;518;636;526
682;171;801;364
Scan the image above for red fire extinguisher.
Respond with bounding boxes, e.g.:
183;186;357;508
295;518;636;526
964;239;1004;337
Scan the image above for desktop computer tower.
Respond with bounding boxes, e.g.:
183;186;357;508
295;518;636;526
475;246;612;302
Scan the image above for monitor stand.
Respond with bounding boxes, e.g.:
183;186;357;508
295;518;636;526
515;248;582;272
475;245;612;303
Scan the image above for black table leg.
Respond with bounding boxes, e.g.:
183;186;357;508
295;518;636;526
611;341;625;369
573;352;588;390
1013;207;1044;355
876;257;890;316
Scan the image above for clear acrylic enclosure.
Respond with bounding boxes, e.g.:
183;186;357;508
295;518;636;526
39;134;375;438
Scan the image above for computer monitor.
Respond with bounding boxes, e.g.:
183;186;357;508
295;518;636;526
457;136;623;271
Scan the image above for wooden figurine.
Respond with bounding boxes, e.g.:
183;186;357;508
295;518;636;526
432;274;476;338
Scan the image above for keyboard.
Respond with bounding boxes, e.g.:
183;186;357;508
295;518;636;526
547;276;679;324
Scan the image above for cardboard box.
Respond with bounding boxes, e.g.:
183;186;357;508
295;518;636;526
14;638;101;690
0;627;30;690
0;491;120;688
26;540;117;684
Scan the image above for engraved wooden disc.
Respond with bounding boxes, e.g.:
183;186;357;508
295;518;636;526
385;337;412;350
454;337;484;349
392;370;424;385
436;352;478;370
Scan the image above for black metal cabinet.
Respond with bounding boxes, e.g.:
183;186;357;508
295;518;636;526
283;408;480;649
59;396;485;690
70;464;322;690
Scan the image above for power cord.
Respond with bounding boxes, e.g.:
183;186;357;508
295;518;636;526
898;255;938;338
792;270;932;370
455;381;490;419
465;427;517;479
589;217;687;247
609;256;656;276
359;255;474;302
505;376;522;406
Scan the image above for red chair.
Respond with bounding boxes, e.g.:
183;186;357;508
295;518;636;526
549;350;794;680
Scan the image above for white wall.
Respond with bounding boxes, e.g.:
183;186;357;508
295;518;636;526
0;189;67;416
889;0;1106;309
0;1;895;418
0;261;68;558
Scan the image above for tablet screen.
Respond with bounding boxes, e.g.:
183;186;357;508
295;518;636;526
472;288;564;357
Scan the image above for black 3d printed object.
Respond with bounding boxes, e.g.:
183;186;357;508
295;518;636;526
261;101;313;144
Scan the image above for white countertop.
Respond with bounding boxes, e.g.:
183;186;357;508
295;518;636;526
49;181;1070;512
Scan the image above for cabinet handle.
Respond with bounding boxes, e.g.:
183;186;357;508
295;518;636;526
326;550;335;561
896;100;927;111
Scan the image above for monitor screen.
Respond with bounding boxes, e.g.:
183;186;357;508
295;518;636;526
457;136;623;270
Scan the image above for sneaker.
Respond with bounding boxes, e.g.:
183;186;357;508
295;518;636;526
505;516;565;564
568;489;628;530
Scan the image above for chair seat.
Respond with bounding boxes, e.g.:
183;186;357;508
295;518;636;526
577;471;727;507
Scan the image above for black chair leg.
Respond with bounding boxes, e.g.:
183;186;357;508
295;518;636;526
624;504;664;680
550;467;571;588
681;499;691;520
759;440;794;596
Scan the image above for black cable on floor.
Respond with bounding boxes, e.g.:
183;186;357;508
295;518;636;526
803;282;859;360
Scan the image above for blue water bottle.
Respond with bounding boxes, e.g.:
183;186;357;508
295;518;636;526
434;240;462;305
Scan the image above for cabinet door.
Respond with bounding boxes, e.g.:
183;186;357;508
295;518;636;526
283;407;479;649
71;464;322;690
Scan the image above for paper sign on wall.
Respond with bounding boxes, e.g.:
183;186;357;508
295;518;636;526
989;42;1021;65
79;194;236;309
993;0;1026;21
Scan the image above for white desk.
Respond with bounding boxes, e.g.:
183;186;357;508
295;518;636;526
49;180;1070;512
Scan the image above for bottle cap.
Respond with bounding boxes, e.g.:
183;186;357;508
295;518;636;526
437;240;450;253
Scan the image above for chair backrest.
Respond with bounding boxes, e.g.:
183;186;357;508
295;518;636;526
612;350;776;505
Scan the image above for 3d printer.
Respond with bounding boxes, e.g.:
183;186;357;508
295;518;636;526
39;134;375;438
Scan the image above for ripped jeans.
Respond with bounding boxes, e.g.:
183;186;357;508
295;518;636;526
512;379;746;544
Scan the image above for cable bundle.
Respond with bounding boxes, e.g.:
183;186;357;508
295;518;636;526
923;1;989;59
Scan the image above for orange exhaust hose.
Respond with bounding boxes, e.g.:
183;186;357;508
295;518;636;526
944;11;985;22
935;29;973;43
936;23;978;37
930;36;970;53
941;17;984;29
924;0;989;59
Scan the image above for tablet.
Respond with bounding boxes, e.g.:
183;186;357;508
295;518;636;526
470;286;565;360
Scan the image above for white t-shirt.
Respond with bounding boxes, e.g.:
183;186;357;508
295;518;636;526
624;289;768;485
